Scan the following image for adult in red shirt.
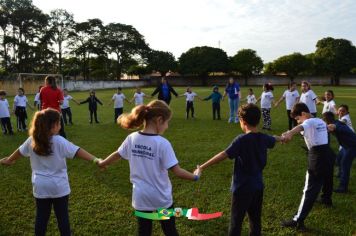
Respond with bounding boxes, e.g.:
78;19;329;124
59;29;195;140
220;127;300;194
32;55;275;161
40;76;66;137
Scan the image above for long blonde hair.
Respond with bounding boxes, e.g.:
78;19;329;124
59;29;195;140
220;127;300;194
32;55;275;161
118;100;172;129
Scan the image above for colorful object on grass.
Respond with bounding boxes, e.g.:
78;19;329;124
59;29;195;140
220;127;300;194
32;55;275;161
134;207;222;221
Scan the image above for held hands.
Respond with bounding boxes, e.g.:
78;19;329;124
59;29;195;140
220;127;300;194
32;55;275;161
193;165;202;178
0;157;15;166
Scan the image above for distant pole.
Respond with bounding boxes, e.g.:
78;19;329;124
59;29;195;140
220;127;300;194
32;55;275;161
218;40;221;49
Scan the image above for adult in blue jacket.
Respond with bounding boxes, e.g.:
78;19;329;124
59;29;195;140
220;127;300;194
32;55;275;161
223;78;241;123
151;77;178;105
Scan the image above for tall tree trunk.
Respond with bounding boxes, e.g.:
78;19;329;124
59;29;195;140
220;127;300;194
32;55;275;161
116;53;122;80
58;41;62;74
244;76;248;86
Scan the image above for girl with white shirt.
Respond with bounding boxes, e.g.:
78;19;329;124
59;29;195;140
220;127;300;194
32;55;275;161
98;100;201;236
245;88;257;104
131;87;148;106
13;88;33;131
110;87;130;123
0;108;100;236
318;90;337;115
61;89;80;125
179;87;201;119
275;82;300;130
257;83;274;130
299;81;318;117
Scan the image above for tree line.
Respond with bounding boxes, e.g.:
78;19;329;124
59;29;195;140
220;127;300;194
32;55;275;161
1;0;356;85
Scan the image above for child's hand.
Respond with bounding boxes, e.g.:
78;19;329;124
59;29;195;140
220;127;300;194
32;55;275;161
193;165;202;177
96;159;107;170
0;157;14;166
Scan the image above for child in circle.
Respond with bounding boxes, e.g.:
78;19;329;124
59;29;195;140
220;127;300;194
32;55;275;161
275;82;300;130
0;90;14;135
80;90;103;124
97;100;201;236
0;108;100;236
179;87;201;119
61;89;80;125
110;87;130;123
198;103;283;236
131;87;148;106
203;86;222;120
13;88;33;131
299;81;317;117
245;88;257;104
318;90;337;115
257;83;274;130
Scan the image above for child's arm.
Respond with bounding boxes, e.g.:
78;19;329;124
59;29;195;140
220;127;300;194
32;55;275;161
97;151;121;168
80;98;89;105
203;94;212;101
274;96;285;107
125;98;131;104
0;149;22;166
96;97;103;106
281;125;304;142
200;151;228;171
75;148;101;162
327;124;336;132
27;101;34;110
72;98;80;105
273;135;286;143
170;164;201;181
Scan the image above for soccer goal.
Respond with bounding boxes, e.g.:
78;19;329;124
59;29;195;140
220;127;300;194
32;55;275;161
17;73;63;94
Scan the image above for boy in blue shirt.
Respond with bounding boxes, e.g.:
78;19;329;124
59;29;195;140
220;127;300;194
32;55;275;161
199;103;283;236
203;86;222;120
323;111;356;193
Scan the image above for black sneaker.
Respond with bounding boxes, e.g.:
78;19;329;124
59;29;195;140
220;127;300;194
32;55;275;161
281;219;306;231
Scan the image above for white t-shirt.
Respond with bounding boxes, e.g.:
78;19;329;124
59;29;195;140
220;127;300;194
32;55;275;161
34;93;40;103
301;118;328;150
300;90;317;113
340;114;354;132
0;99;10;118
14;95;28;107
118;131;178;211
246;94;257;104
260;91;274;109
283;90;300;110
61;95;73;109
134;92;145;105
112;93;126;108
184;92;197;102
19;135;80;198
322;100;336;114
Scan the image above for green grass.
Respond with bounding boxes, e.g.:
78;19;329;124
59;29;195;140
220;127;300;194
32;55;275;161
0;86;355;236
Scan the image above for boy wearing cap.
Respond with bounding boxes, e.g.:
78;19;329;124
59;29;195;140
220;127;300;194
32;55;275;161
203;86;222;120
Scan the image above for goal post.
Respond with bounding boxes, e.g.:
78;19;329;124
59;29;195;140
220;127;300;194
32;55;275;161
17;73;64;94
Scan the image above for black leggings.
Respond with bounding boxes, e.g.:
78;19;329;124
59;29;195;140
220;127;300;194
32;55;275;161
136;204;179;236
262;108;271;129
186;101;194;118
61;108;73;125
15;106;27;130
287;110;297;130
89;109;98;123
35;195;71;236
0;117;13;134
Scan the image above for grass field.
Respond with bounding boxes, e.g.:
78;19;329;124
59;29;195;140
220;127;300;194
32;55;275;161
0;86;355;236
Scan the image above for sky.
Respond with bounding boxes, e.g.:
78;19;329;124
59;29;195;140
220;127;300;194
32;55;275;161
33;0;356;63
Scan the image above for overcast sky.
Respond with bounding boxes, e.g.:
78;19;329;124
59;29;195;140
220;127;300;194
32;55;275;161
33;0;356;63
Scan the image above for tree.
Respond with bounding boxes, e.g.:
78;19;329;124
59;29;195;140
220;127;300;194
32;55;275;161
314;37;356;85
68;19;104;79
102;23;149;80
179;46;229;84
263;62;276;75
272;53;310;81
49;9;74;74
146;50;177;76
230;49;263;85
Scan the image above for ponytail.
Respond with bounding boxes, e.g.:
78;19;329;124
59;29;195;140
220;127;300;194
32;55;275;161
118;100;172;129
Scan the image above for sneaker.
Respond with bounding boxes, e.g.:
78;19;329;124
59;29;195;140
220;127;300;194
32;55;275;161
228;118;233;123
281;219;306;231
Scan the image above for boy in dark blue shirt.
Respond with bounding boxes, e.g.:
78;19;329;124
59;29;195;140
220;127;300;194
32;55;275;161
199;103;283;236
323;111;356;193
